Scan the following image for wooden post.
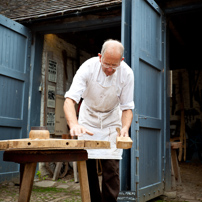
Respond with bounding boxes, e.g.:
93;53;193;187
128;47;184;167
73;162;79;182
77;161;90;202
52;162;62;181
18;162;37;202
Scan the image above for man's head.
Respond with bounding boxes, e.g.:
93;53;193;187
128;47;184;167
98;39;124;76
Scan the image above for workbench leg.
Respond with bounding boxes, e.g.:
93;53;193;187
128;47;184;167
78;161;91;202
19;164;25;192
18;162;37;202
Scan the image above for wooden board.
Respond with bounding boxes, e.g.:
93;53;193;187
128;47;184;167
0;140;8;150
116;137;133;149
0;139;110;150
84;140;110;149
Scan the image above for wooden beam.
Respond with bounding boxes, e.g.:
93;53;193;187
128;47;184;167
30;16;121;34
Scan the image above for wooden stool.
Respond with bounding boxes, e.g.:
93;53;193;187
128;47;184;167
170;142;182;189
3;149;90;202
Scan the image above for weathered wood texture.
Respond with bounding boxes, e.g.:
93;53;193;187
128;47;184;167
170;141;182;189
115;127;133;149
29;130;50;139
18;163;37;202
78;161;91;202
116;137;133;149
0;139;110;150
0;140;8;150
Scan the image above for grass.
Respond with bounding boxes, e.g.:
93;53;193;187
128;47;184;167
32;186;70;193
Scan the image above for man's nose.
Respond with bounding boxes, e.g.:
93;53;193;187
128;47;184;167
107;66;114;71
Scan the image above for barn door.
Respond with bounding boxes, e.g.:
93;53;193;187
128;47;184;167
121;0;166;201
0;14;31;181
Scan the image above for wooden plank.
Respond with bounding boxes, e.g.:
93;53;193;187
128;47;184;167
0;140;8;150
77;161;90;202
116;137;133;149
171;142;182;149
18;162;37;202
0;139;110;150
84;140;110;149
4;150;88;163
7;139;85;149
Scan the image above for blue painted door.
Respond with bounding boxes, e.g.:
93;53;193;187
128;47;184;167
0;14;31;181
121;0;166;201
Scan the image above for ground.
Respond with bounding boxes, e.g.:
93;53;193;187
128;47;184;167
0;161;202;202
151;160;202;202
170;161;202;201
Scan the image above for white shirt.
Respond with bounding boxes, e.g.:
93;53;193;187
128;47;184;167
64;56;134;111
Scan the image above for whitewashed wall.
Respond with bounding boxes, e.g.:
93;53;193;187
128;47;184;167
40;34;91;127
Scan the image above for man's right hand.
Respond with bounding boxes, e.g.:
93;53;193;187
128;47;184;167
70;124;94;136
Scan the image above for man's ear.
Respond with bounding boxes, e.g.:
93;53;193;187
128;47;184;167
98;53;102;61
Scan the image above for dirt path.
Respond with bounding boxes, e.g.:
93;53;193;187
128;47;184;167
175;161;202;201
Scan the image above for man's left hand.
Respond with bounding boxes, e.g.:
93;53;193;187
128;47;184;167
120;127;129;137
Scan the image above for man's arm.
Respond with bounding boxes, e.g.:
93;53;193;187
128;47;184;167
63;98;93;136
120;109;133;137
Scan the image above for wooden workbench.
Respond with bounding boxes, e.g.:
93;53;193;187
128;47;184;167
4;149;89;202
0;137;110;202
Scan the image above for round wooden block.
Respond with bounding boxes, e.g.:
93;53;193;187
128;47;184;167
29;127;50;139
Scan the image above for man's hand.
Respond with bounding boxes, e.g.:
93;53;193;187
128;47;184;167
64;98;93;137
116;127;129;137
70;124;93;136
120;126;129;137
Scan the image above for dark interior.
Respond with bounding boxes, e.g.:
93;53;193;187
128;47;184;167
58;25;121;57
168;9;202;70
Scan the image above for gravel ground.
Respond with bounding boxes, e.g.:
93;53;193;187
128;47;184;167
0;161;202;202
0;171;81;202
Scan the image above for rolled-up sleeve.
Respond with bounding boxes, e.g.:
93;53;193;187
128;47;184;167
64;62;89;104
119;69;135;111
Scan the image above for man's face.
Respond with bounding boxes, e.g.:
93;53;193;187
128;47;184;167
98;52;124;76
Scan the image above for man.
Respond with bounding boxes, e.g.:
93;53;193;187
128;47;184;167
63;39;134;202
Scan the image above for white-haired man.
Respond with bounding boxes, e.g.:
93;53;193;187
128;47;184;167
64;39;134;202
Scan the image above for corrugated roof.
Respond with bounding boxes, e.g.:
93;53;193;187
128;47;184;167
0;0;122;21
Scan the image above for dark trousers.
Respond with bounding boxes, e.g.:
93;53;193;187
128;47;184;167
86;159;120;202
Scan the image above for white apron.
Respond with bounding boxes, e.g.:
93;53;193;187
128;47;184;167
78;66;123;159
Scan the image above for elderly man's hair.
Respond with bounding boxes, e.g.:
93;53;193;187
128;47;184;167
101;39;124;59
